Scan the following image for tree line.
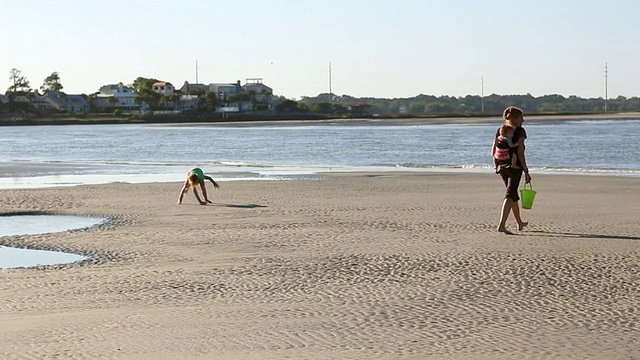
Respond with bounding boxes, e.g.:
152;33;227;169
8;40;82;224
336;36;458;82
298;93;640;116
2;68;639;117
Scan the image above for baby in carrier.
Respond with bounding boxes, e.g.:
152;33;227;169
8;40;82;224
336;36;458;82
493;124;520;173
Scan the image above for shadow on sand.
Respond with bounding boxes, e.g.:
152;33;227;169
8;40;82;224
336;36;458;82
214;203;267;209
527;230;640;241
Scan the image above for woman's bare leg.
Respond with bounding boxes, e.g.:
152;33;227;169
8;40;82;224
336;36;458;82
511;201;528;231
498;198;514;234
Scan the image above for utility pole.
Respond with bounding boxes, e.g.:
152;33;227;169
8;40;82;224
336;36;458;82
195;60;199;84
328;62;332;103
481;76;484;113
604;62;608;112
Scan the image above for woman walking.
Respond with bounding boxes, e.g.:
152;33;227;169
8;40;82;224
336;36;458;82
492;106;532;234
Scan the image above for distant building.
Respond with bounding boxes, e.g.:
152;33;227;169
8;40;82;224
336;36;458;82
179;81;208;95
209;80;245;101
153;81;198;110
32;91;90;113
152;81;175;96
243;78;274;103
180;79;274;112
93;82;139;111
5;91;30;103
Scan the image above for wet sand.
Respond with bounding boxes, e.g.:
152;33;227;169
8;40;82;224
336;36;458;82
1;172;639;359
154;112;640;127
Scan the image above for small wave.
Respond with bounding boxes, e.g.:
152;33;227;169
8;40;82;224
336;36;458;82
217;161;274;168
535;166;640;176
394;163;640;176
395;163;490;170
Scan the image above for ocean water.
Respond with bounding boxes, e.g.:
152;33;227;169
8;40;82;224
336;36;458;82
0;118;639;188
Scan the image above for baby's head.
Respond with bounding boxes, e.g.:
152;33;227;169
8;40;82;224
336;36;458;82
499;124;514;137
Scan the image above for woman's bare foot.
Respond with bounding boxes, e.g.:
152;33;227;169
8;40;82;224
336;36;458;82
497;227;514;235
517;221;529;231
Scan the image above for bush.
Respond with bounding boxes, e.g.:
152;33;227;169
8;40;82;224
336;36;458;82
113;109;122;116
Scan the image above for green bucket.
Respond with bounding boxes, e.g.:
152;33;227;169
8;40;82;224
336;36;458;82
520;183;536;210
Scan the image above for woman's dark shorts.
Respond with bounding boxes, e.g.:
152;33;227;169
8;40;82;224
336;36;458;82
499;167;523;201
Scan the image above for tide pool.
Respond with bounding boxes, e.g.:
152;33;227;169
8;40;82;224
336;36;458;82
0;215;106;269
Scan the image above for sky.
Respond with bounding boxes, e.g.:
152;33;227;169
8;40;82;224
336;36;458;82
1;0;638;100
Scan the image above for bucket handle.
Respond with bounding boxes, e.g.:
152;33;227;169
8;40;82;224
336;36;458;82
523;182;533;190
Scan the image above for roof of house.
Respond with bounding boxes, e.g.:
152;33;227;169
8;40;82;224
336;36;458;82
153;82;173;87
40;92;90;107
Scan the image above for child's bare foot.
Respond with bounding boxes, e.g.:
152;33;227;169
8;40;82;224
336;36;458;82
497;227;514;235
517;221;528;231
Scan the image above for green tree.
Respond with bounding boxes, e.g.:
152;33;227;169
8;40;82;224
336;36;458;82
6;68;32;112
41;72;64;93
276;99;305;112
130;77;159;94
187;88;209;110
107;96;119;108
7;68;30;93
130;77;161;108
205;91;219;110
311;102;332;113
168;93;182;109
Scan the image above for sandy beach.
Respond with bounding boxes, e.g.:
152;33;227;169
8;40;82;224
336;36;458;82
1;173;639;359
157;112;640;128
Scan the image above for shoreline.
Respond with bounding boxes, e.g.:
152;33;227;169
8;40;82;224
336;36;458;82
1;166;640;192
151;111;640;127
1;112;639;127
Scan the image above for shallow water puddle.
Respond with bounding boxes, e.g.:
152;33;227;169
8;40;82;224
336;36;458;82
0;215;106;269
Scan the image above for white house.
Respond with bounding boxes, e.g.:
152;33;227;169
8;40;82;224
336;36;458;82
152;81;175;96
243;78;274;102
93;82;139;111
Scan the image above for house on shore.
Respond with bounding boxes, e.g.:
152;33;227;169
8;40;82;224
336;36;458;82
152;81;198;110
32;91;90;113
92;82;139;111
180;79;275;112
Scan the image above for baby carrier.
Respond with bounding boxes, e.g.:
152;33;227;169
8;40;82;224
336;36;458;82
494;135;512;166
